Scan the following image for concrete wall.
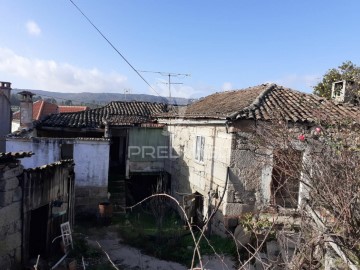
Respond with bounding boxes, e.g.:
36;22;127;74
0;160;23;270
0;84;12;152
6;137;62;168
73;140;110;212
6;137;110;212
74;140;109;187
165;123;233;235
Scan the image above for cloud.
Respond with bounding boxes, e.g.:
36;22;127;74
221;82;233;91
271;74;321;93
148;78;209;100
26;20;41;36
0;47;128;92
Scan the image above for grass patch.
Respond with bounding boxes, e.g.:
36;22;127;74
67;233;116;270
115;207;237;267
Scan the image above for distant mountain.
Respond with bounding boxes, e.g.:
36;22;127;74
12;89;194;107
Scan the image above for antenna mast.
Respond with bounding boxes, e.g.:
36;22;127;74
138;70;190;104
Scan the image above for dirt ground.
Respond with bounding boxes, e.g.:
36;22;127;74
86;229;237;270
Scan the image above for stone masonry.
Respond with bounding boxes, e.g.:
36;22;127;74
0;160;23;270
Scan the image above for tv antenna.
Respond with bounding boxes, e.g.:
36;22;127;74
138;70;190;104
124;88;131;101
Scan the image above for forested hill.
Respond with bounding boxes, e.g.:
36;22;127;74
11;88;193;107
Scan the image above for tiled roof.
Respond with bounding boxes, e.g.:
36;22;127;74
13;102;88;121
0;152;34;162
40;101;168;128
24;159;74;172
161;84;360;124
58;106;89;113
13;100;58;121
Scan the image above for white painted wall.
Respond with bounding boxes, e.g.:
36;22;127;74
6;138;61;168
6;138;110;188
74;140;109;187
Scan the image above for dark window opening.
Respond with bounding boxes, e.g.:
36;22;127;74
61;144;73;159
126;173;170;205
110;136;127;173
271;149;302;208
333;82;344;97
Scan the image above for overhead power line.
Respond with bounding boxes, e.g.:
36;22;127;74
68;0;168;104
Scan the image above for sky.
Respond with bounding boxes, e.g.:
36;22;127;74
1;1;360;100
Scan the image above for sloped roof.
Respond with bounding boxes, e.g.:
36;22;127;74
0;152;34;163
39;101;168;128
160;84;360;124
13;100;58;121
58;106;89;113
13;102;91;121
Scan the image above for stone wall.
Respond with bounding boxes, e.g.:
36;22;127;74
0;159;23;270
165;124;233;235
75;186;108;215
6;137;110;214
0;154;75;269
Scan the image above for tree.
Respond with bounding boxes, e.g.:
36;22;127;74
10;94;20;106
313;61;360;99
45;98;57;104
63;100;73;106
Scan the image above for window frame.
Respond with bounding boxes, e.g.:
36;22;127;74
195;135;205;162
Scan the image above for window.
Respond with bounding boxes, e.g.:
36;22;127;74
195;136;205;162
61;144;74;159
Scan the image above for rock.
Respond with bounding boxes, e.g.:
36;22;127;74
234;225;251;247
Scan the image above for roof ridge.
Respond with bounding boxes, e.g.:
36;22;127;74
248;83;276;108
228;84;276;119
36;100;45;120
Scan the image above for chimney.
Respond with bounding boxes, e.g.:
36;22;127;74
18;91;35;129
331;80;358;104
0;81;12;152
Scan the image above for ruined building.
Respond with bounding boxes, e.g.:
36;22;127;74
0;152;75;269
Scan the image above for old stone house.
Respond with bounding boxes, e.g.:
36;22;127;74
6;94;170;214
158;83;360;235
0;151;75;269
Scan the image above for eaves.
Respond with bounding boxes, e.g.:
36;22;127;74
158;118;228;125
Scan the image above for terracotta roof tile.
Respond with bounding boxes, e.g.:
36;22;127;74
40;101;168;128
0;152;34;162
161;84;360;124
12;100;58;121
58;106;89;113
40;101;58;120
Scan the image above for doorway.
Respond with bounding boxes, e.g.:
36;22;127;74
271;149;302;208
29;204;49;258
